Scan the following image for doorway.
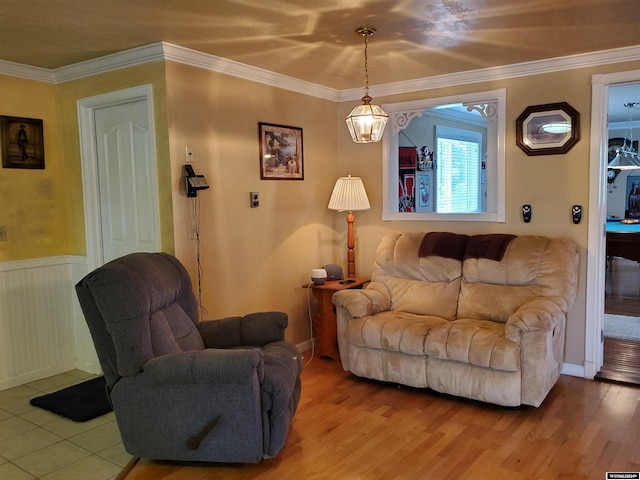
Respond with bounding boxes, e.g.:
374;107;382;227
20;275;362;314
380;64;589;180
599;82;640;383
77;85;161;271
587;71;640;383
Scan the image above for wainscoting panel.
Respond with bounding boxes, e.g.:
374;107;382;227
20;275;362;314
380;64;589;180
0;256;90;390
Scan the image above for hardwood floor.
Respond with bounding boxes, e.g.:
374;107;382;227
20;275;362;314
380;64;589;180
119;356;640;480
605;257;640;315
603;257;640;383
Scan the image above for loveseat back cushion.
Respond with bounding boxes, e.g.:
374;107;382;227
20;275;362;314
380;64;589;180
78;252;204;376
372;232;462;319
457;236;579;323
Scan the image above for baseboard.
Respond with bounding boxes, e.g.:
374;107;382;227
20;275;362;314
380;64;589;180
75;359;102;375
296;338;314;355
0;362;76;392
561;362;585;378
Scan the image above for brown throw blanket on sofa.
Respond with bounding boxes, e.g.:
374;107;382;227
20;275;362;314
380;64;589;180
418;232;468;260
418;232;516;261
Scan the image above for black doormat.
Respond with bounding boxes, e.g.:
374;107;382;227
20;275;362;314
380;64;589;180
30;376;112;422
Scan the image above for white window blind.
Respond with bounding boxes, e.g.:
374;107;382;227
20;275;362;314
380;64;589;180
436;125;482;214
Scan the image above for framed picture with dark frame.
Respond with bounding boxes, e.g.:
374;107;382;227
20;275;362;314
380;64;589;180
1;116;45;169
515;102;580;156
259;122;303;180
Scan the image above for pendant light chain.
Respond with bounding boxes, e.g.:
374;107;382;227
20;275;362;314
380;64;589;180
363;32;370;98
625;102;636;153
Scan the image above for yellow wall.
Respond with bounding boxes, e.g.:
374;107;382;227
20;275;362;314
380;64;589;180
164;61;339;345
0;75;67;260
0;64;173;262
3;53;640;363
337;61;640;366
55;62;174;256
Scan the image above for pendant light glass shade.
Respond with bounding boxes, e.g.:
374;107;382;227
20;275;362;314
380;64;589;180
346;27;388;144
346;95;388;143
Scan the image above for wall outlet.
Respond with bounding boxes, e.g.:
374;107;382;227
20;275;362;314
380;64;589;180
190;224;198;240
185;145;194;163
0;225;7;241
250;192;259;208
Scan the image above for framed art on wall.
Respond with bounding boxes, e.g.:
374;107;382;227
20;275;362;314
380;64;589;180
1;116;45;169
626;175;640;218
417;171;434;212
259;122;303;180
515;102;579;156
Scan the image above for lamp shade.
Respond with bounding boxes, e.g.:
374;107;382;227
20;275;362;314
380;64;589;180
609;149;640;170
328;176;371;212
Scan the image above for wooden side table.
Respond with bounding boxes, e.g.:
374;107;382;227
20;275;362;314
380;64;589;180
303;278;369;360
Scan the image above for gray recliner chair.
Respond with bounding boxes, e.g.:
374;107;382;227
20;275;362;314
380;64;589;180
75;252;302;463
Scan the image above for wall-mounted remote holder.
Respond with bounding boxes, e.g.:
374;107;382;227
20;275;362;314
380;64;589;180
522;204;532;223
572;205;582;224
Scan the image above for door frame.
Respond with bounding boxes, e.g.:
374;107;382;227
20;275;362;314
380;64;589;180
77;84;159;271
586;68;640;378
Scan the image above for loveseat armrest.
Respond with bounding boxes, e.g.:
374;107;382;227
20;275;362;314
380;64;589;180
332;281;391;318
505;297;565;342
197;311;288;348
143;348;264;385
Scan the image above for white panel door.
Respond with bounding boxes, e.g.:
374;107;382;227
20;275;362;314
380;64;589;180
94;99;160;263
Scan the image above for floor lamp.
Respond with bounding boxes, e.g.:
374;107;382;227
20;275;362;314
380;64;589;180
328;175;370;279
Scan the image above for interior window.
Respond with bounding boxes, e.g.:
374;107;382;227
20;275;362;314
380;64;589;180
382;89;506;222
435;125;482;214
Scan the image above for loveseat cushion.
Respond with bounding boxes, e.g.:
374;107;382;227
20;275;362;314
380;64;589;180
458;236;579;322
425;319;520;372
371;232;462;319
343;311;448;355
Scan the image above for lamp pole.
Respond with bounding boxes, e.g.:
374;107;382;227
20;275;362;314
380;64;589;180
346;211;356;278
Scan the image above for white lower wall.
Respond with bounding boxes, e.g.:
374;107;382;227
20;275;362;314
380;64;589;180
0;256;98;391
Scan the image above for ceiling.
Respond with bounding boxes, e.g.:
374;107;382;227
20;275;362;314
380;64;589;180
2;0;640;121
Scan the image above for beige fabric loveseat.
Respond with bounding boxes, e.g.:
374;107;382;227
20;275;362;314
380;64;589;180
332;232;579;407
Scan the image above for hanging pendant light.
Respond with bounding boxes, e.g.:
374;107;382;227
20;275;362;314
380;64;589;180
609;102;640;170
346;27;388;144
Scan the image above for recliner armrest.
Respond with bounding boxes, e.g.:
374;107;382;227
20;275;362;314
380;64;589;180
332;282;391;318
197;311;288;348
505;297;565;342
143;348;264;385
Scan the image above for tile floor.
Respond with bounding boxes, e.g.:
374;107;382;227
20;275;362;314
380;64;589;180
0;370;130;480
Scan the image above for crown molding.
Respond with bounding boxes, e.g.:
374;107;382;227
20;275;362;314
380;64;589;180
53;43;166;83
340;44;640;102
161;43;341;101
0;59;54;82
0;44;165;84
1;41;640;103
